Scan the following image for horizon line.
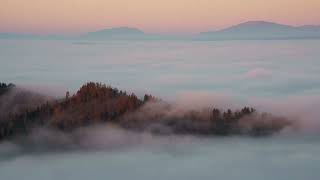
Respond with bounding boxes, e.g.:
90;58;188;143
1;20;320;36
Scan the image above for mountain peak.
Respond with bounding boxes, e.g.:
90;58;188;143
88;27;144;35
239;21;280;26
82;27;145;40
227;21;292;30
199;21;320;40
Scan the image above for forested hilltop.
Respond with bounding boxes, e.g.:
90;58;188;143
0;82;291;140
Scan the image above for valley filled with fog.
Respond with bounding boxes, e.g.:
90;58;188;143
1;39;320;179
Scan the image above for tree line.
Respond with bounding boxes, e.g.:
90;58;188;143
0;82;291;140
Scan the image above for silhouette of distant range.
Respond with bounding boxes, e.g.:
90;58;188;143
0;27;174;40
1;21;320;40
198;21;320;40
81;27;174;40
84;27;145;40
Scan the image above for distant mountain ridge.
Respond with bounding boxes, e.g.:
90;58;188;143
1;21;320;40
82;27;146;40
89;27;144;35
78;26;177;40
198;21;320;40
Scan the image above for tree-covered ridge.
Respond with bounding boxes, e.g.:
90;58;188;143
119;103;290;136
0;82;154;139
0;82;291;140
50;82;143;129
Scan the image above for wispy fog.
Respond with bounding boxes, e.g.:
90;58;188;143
0;86;52;118
1;40;320;98
0;93;319;180
1;39;320;180
1;126;320;180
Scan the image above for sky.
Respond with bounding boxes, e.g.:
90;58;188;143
0;0;320;35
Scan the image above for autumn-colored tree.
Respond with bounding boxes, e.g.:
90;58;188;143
0;82;291;140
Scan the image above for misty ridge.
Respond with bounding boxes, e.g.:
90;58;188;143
0;81;296;147
1;21;320;41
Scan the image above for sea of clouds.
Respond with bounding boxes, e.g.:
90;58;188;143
1;39;320;179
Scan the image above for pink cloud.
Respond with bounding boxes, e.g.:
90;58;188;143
244;68;272;79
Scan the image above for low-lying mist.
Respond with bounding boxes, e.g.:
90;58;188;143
0;125;194;156
1;125;320;180
0;83;319;155
0;85;53;119
1;84;320;180
173;91;320;132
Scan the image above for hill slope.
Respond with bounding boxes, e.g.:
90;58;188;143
0;82;291;140
198;21;320;40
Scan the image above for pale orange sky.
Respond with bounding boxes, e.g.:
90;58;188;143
0;0;320;35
